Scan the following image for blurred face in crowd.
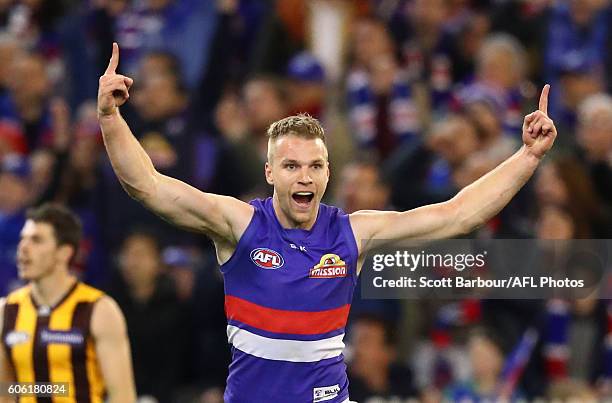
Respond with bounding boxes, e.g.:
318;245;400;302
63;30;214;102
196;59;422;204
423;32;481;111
536;206;575;240
146;0;174;11
119;234;161;288
577;105;612;161
560;73;603;110
479;46;521;90
350;319;393;370
469;334;503;381
9;53;49;107
409;0;448;32
71;102;102;173
0;37;23;89
352;19;393;68
535;163;568;206
139;53;176;79
453;152;495;189
464;101;502;142
287;80;325;115
0;172;29;214
570;0;608;26
17;220;72;281
266;134;329;229
133;73;186;121
368;54;398;96
428;115;479;167
244;79;287;134
338;162;389;214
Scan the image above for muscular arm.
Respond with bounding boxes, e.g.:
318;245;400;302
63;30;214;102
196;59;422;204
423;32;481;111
351;85;557;258
91;297;135;403
351;146;539;249
98;43;253;245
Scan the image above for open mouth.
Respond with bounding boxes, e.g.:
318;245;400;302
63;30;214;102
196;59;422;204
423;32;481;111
292;191;314;208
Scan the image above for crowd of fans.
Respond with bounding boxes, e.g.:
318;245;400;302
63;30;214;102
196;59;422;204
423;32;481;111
0;0;611;402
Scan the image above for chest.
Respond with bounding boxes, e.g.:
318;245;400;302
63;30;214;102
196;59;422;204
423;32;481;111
226;230;356;309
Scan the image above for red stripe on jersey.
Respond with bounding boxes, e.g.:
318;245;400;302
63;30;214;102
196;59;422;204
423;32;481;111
225;295;350;335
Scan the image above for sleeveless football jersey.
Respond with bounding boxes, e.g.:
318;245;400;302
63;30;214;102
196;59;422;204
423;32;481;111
221;197;358;403
2;282;106;403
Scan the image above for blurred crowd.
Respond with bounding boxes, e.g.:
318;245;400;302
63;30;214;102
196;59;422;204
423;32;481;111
0;0;611;402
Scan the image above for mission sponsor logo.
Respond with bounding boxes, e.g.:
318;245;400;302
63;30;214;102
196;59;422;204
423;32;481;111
250;248;284;270
309;254;347;278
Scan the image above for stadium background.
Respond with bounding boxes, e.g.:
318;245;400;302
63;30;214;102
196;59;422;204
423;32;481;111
0;0;611;401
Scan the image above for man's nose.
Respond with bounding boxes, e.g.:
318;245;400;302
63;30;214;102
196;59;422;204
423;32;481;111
298;167;313;184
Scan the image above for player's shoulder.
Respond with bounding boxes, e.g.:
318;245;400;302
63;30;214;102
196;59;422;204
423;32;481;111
90;295;126;336
4;284;32;304
74;282;106;303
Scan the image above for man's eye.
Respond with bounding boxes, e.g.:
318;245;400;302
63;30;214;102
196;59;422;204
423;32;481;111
286;164;296;170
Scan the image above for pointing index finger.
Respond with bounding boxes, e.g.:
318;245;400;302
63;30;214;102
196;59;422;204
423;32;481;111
539;84;550;115
105;42;119;75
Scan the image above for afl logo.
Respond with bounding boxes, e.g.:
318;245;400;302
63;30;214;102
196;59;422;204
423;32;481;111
250;248;285;270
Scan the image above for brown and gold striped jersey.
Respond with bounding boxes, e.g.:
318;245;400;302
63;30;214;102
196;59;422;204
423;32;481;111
2;282;106;403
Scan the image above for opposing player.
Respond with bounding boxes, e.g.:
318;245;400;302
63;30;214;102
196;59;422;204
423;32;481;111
98;43;557;402
0;204;136;403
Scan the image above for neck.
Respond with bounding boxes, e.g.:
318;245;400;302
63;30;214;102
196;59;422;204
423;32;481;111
131;278;157;303
272;194;318;230
16;98;43;123
475;375;498;395
353;360;389;392
31;269;76;307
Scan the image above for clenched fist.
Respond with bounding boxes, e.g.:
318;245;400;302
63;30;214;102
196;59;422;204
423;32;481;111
97;42;134;117
522;84;557;159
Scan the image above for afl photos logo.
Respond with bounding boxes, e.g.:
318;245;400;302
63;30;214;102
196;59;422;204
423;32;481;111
309;254;347;278
250;248;285;269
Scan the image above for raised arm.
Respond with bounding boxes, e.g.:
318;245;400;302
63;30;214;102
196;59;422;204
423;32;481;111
351;85;557;255
97;43;253;246
91;296;135;403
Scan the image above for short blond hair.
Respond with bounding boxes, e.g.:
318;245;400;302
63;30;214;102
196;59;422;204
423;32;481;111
267;113;326;143
267;114;327;162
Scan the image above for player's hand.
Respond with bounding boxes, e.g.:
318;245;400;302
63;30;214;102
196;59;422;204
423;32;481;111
522;84;557;159
97;42;134;118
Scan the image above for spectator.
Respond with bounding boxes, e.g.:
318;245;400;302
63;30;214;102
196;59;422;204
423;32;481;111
535;156;612;238
335;159;390;214
0;51;54;152
445;326;524;401
114;0;218;89
347;51;421;161
390;0;458;111
106;230;190;402
543;0;611;119
286;51;326;119
385;114;478;210
456;33;529;137
347;314;417;402
0;154;30;295
576;93;612;205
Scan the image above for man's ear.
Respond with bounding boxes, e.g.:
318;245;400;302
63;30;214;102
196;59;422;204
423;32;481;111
265;161;274;185
58;244;75;265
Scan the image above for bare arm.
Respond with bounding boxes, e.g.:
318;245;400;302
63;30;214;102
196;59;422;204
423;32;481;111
91;297;135;403
351;85;557;255
0;299;15;403
98;43;253;244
